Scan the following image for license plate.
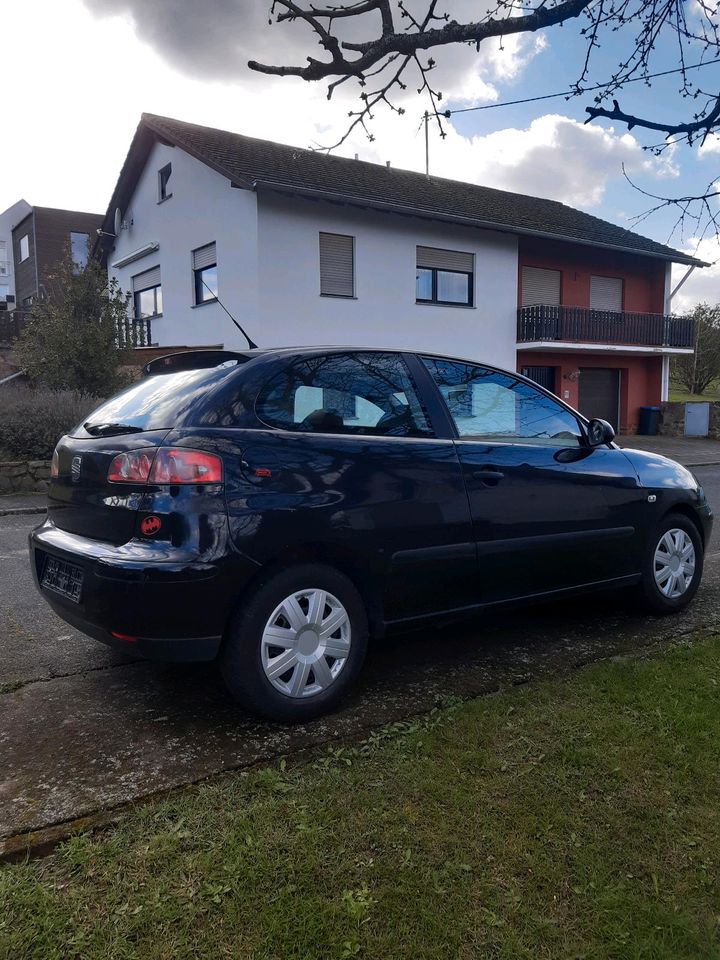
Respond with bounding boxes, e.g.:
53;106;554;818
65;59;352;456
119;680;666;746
42;556;84;603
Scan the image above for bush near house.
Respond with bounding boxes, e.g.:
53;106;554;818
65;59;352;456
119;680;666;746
0;384;101;461
13;256;132;396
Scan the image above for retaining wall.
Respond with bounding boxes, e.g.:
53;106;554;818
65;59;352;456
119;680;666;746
0;460;51;493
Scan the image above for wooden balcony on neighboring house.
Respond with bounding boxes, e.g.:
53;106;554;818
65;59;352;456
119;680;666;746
517;305;694;351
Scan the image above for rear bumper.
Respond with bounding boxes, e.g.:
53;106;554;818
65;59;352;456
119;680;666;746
29;520;256;662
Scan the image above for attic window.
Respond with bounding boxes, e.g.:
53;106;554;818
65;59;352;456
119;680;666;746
158;163;172;202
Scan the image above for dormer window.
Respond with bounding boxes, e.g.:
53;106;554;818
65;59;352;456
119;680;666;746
158;163;172;202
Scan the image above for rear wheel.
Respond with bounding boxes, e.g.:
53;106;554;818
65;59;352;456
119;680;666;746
220;563;369;721
637;513;703;614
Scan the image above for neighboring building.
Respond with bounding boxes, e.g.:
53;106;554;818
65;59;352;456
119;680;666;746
99;113;705;433
0;199;31;311
11;205;103;308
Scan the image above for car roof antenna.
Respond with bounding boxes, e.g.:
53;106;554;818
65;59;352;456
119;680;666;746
201;277;258;350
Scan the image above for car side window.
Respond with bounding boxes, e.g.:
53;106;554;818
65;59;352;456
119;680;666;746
422;357;583;446
257;352;433;437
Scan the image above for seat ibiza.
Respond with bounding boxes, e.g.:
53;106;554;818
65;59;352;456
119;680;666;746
31;348;712;721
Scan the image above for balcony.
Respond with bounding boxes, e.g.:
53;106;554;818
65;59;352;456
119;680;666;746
0;310;25;346
517;305;694;350
116;316;153;349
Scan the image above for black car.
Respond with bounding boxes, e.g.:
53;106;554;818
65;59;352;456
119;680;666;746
31;347;712;720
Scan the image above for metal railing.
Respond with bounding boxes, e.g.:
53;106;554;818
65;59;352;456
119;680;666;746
517;304;694;349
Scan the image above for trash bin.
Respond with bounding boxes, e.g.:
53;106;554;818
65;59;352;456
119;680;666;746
638;405;660;436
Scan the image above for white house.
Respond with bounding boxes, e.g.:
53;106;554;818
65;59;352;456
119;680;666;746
100;114;703;432
0;198;31;310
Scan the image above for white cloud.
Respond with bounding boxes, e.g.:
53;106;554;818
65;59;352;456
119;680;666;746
672;236;720;313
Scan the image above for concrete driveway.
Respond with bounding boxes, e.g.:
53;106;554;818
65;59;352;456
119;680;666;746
2;465;719;855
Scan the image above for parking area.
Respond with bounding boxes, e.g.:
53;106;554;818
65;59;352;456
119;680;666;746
1;464;719;854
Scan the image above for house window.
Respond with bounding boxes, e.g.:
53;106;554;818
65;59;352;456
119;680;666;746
590;275;623;312
70;232;89;272
521;266;561;306
158;163;172;202
0;284;8;303
192;242;217;304
0;241;7;276
132;266;162;319
416;246;474;306
19;235;29;262
319;232;354;297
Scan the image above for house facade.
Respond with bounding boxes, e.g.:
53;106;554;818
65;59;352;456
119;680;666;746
11;205;103;308
0;199;31;311
100;114;703;433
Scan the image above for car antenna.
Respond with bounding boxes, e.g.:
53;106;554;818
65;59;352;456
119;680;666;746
201;277;258;350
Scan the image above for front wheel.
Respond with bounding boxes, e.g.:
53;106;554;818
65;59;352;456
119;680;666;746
220;563;369;722
637;513;703;614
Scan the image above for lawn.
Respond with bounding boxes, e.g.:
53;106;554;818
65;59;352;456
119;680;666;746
669;380;720;403
3;635;720;960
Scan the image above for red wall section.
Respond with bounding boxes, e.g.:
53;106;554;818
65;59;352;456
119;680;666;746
518;237;667;313
517;350;663;433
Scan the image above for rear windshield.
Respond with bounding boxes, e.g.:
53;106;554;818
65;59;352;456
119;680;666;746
78;363;244;434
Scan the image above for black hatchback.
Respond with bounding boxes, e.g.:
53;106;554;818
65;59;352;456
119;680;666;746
31;347;712;720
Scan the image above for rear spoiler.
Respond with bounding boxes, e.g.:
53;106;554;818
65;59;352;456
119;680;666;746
143;350;253;377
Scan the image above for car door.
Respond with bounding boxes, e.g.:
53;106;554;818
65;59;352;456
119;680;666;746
418;356;645;603
230;350;477;622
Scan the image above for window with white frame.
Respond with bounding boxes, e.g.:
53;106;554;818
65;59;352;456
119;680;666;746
192;242;217;304
319;232;354;297
132;266;162;319
416;246;474;306
70;232;89;272
19;235;29;262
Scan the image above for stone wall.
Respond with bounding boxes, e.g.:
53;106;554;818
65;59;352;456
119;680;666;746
659;401;720;438
0;460;51;494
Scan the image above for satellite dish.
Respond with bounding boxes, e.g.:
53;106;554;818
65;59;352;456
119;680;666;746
113;207;122;236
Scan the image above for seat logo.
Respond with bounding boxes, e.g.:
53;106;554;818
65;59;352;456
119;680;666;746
140;515;162;536
71;456;82;483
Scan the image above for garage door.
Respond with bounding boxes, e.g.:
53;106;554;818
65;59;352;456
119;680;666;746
578;368;620;430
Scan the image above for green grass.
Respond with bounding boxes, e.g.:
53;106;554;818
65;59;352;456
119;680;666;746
3;636;720;960
669;380;720;403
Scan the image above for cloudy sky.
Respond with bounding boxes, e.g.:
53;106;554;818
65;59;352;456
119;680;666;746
4;0;720;308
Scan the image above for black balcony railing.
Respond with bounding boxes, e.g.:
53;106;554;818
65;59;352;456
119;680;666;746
116;316;152;349
517;304;694;349
0;310;27;346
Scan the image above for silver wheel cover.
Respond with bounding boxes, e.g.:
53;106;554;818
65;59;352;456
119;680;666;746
261;588;352;698
653;528;696;599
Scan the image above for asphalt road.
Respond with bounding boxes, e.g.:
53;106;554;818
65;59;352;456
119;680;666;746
2;464;719;851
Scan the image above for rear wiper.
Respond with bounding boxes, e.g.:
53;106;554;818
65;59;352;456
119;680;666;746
84;422;144;437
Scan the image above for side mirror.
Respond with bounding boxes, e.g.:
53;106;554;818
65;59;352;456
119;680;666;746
587;418;615;447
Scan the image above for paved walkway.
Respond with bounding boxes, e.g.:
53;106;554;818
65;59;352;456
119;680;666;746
618;435;720;466
0;492;47;516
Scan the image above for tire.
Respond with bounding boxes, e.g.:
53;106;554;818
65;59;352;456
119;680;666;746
636;512;704;615
220;563;369;722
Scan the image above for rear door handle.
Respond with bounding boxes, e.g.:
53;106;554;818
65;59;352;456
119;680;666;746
472;469;505;482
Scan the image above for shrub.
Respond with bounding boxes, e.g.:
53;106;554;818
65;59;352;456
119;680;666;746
0;385;102;461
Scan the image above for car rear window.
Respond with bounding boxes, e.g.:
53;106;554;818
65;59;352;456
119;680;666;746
77;363;244;434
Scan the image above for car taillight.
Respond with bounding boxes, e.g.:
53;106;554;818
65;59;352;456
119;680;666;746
50;449;59;478
108;450;156;483
107;448;222;484
149;449;223;484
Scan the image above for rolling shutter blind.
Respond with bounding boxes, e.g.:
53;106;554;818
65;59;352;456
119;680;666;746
319;232;354;296
192;243;216;270
132;265;160;292
521;266;561;306
416;246;473;272
590;275;623;311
